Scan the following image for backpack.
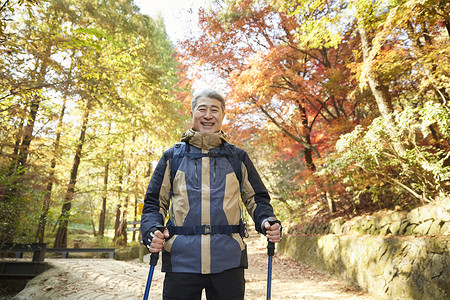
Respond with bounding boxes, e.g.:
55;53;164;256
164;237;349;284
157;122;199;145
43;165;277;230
169;141;243;191
167;141;248;238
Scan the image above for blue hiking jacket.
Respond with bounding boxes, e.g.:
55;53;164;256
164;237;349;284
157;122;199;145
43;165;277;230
141;129;275;274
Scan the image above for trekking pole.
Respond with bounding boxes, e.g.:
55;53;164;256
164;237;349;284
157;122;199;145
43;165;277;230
266;217;279;300
143;226;165;300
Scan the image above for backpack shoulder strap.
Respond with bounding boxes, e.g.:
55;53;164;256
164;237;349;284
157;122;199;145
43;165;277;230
170;142;186;185
170;141;244;189
223;143;243;189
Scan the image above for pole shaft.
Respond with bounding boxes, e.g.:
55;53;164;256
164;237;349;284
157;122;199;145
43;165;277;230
143;266;155;300
267;255;273;300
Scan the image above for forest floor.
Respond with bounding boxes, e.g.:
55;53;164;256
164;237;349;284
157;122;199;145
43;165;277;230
9;233;382;300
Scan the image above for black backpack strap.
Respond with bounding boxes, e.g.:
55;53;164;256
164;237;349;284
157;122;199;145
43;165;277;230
222;143;243;192
167;223;247;237
169;142;186;185
169;142;243;190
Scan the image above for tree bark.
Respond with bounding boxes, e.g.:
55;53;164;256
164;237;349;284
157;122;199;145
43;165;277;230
98;121;112;237
113;203;121;243
54;99;91;248
7;118;24;176
12;44;51;171
298;102;316;171
91;218;97;236
16;95;41;169
113;171;124;245
98;161;109;236
132;195;138;242
115;163;131;246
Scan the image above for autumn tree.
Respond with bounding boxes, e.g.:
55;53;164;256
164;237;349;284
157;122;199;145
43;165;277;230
179;0;361;174
179;0;449;218
1;0;185;245
274;0;449;207
51;0;184;248
0;0;72;243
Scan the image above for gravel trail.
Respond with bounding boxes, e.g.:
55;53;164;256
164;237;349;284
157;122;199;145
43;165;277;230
12;235;381;299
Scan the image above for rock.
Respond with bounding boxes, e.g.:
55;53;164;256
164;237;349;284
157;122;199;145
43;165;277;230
441;222;450;235
407;209;420;224
389;220;402;235
413;219;433;235
428;220;442;235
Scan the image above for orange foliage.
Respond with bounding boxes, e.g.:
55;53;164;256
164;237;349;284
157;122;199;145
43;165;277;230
177;1;361;169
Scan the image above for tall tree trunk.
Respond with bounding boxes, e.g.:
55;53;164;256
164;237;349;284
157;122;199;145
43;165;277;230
54;99;91;248
357;19;405;154
35;96;68;242
7;117;24;176
298;103;316;171
12;45;51;171
119;194;129;245
36;56;75;243
113;172;124;244
114;163;131;246
98;121;112;237
132;195;138;242
98;160;109;236
16;94;41;169
113;203;121;242
91;218;97;236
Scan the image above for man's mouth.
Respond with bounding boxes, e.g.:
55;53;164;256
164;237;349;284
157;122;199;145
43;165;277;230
201;122;215;127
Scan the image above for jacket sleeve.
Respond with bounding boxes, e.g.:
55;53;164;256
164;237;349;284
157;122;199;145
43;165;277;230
140;148;173;239
238;149;275;234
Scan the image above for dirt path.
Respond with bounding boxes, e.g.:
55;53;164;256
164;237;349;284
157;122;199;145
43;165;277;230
13;235;381;300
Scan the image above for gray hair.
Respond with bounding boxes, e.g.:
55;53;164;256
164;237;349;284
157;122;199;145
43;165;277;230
191;88;225;112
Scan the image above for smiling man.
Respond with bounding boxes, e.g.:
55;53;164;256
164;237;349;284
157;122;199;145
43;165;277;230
141;88;282;300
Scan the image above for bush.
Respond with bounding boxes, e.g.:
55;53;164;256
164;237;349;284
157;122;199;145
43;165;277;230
320;101;450;210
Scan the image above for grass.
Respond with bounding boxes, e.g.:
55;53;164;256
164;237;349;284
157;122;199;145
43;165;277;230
42;223;141;249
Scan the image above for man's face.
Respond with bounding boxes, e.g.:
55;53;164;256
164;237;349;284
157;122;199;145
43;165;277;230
191;97;224;133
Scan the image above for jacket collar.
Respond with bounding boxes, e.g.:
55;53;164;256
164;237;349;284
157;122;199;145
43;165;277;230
181;128;227;150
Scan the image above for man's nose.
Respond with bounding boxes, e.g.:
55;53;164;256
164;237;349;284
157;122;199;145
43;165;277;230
204;109;212;118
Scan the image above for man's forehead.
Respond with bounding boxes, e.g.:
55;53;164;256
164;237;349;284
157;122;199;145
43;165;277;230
196;103;220;108
195;97;222;109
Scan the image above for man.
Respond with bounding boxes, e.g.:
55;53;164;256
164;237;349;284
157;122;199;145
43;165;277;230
141;88;282;300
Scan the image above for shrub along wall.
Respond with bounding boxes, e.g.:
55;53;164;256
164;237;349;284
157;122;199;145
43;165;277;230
278;202;450;300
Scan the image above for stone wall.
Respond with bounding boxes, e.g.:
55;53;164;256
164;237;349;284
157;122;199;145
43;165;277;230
292;202;450;236
277;202;450;299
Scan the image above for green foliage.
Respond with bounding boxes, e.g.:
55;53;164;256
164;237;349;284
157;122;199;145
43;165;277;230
323;101;450;207
0;0;187;244
421;102;450;139
0;167;42;244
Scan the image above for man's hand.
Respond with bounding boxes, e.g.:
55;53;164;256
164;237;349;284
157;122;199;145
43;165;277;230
264;220;282;243
143;228;170;253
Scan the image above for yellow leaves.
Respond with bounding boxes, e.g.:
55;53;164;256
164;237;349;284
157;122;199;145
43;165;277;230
126;42;146;56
